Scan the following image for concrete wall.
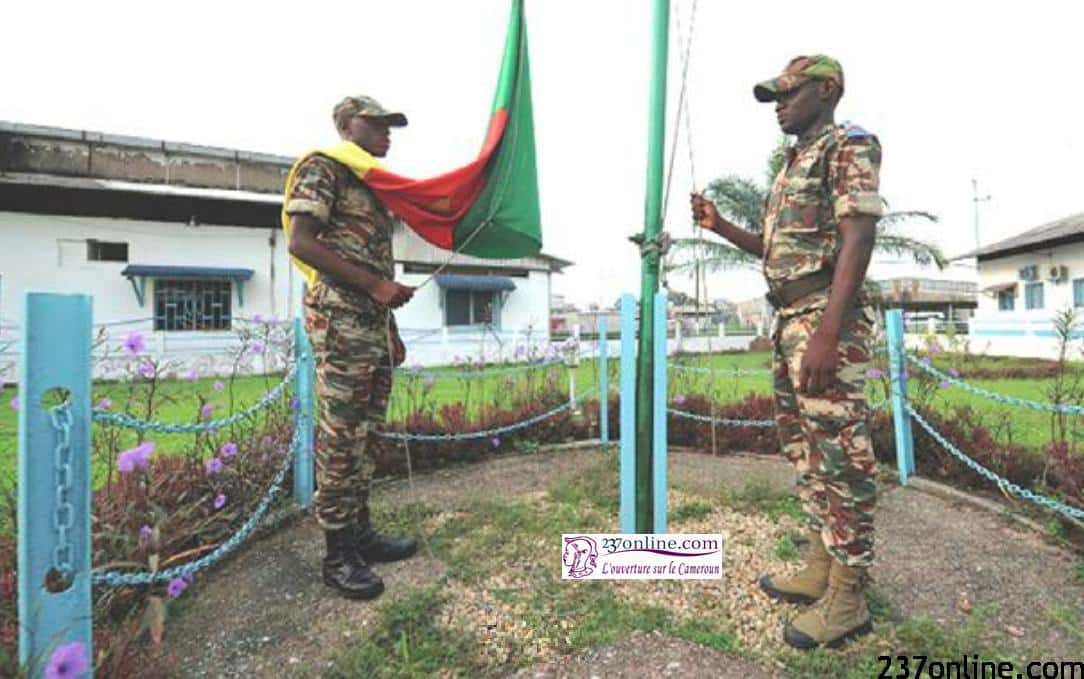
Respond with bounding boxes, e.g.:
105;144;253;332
0;212;565;379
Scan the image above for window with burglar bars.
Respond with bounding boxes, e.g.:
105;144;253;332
1024;282;1044;310
444;289;497;327
153;279;233;331
997;288;1015;311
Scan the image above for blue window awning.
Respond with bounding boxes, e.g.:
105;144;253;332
434;274;516;292
121;265;254;281
120;265;255;308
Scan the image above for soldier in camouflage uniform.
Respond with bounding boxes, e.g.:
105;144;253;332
286;95;418;600
691;56;881;649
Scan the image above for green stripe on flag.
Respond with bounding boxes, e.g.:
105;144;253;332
456;0;542;259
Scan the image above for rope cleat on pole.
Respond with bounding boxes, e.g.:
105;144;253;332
629;231;671;260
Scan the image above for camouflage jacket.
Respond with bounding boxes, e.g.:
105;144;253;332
284;153;396;298
761;122;883;313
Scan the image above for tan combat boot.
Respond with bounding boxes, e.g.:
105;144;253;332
783;559;873;650
758;530;831;604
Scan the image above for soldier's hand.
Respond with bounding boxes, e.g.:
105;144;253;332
391;332;406;366
798;330;840;395
690;193;720;232
371;280;415;309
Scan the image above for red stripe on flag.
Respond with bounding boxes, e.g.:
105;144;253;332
366;110;509;250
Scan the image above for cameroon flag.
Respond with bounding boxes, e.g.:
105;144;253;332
283;0;541;287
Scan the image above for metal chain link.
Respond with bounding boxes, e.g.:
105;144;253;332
396;358;565;381
906;353;1084;415
93;363;297;433
667;397;887;428
907;405;1084;521
667;408;775;427
92;424;300;586
377;388;596;442
669;365;772;377
48;402;76;581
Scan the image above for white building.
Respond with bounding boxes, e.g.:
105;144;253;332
958;212;1084;359
0;122;571;379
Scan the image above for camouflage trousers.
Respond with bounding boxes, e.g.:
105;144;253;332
305;284;393;531
772;305;878;567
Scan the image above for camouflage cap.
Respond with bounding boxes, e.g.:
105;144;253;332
753;55;844;103
333;95;408;127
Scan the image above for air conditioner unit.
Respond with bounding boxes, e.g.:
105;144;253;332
1048;265;1069;283
1018;265;1039;281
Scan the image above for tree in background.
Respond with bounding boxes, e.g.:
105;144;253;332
667;140;946;289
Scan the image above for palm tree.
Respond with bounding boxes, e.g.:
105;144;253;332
666;144;946;289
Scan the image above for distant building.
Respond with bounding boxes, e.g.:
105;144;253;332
734;296;769;332
0;121;570;376
870;277;977;325
955;212;1084;358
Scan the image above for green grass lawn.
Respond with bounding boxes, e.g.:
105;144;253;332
1;351;1077;488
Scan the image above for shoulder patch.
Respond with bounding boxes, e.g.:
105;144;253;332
843;122;873;139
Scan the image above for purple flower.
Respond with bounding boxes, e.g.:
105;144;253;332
205;457;224;475
212;493;227;510
491;437;501;449
514;344;526;359
182;572;195;585
138;361;156;379
166;576;188;599
927;342;941;355
948;367;960;378
117;441;155;473
94;397;112;411
260;435;273;449
139;525;154;542
865;368;883;379
122;331;146;356
252;313;264;324
251;340;265;354
290;396;301;411
939;380;952;389
44;641;89;679
212;381;225;392
200;404;215;419
219;442;238;458
185;368;200;382
672;394;687;405
920;356;932;366
8;396;17;411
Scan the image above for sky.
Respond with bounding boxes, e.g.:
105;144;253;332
5;0;1084;309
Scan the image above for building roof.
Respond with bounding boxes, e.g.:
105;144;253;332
1;120;574;271
953;212;1084;261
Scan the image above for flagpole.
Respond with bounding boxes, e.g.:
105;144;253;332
635;0;669;533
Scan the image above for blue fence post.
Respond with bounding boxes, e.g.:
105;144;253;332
293;316;314;509
652;291;668;533
885;308;916;484
18;293;93;674
599;317;609;449
619;294;636;533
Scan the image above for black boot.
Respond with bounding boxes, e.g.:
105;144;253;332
356;507;418;563
322;527;385;600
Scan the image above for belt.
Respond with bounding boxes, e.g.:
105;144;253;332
766;270;833;309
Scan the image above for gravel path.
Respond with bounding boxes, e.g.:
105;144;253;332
505;631;782;679
166;447;1084;677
